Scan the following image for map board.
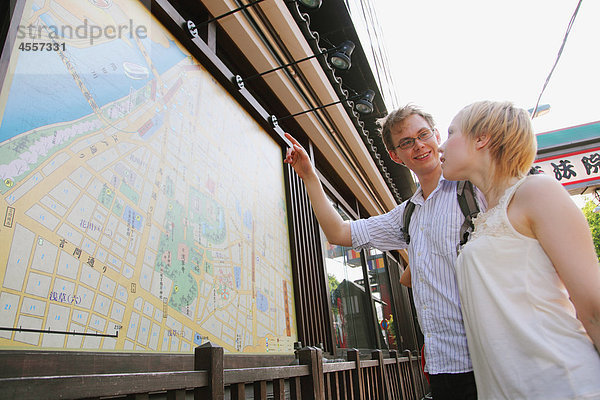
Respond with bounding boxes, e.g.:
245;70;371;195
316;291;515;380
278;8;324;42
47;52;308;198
0;0;296;353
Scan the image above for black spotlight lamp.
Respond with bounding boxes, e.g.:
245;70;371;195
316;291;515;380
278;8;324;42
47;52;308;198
270;89;375;129
354;89;375;114
186;0;321;38
328;40;355;71
233;40;355;90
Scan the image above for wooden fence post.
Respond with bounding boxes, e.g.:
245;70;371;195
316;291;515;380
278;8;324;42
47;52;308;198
372;349;391;399
194;342;224;400
404;349;419;400
298;346;324;399
347;349;363;400
389;349;406;399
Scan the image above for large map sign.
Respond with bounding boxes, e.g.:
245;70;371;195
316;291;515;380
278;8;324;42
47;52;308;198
0;0;296;353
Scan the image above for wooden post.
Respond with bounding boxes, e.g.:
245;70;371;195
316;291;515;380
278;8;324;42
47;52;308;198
230;383;245;400
390;350;405;399
194;342;224;400
298;346;324;399
372;350;391;400
347;349;363;400
273;378;286;400
254;380;267;399
404;349;418;400
289;376;302;399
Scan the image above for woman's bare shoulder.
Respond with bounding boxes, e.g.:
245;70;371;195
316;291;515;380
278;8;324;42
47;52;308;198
514;174;579;220
517;174;570;201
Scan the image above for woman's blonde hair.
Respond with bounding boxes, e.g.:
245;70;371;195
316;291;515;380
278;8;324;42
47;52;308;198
456;100;536;182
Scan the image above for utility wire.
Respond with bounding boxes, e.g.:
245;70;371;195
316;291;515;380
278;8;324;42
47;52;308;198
532;0;583;117
351;0;400;110
360;0;399;109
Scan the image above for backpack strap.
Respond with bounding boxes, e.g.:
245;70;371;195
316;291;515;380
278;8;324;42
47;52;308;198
456;181;480;247
401;201;416;245
402;181;480;249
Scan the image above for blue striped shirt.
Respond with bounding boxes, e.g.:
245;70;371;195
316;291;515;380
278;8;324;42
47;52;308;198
351;177;486;374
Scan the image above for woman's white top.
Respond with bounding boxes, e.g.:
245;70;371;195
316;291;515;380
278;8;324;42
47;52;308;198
457;177;600;399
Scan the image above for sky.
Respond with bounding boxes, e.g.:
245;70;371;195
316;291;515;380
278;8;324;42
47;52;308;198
372;0;599;141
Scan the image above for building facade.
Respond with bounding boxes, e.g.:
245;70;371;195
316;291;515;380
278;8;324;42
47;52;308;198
0;0;421;363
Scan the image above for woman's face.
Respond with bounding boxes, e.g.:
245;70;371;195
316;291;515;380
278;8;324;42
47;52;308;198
439;115;475;181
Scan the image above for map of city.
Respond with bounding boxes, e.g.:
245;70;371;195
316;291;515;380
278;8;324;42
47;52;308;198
0;0;296;353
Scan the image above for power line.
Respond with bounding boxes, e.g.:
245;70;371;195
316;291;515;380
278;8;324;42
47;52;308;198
532;0;583;117
346;0;399;110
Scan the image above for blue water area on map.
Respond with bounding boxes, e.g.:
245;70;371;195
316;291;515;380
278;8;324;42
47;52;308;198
0;30;187;143
234;266;241;289
256;290;269;312
123;205;143;230
194;332;203;346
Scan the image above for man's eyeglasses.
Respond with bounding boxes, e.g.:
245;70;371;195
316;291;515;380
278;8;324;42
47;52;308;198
393;128;435;150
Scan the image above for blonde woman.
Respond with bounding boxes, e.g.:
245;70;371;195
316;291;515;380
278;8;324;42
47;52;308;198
439;100;600;399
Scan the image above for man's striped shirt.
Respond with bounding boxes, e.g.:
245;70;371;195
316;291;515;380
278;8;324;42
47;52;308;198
351;178;486;374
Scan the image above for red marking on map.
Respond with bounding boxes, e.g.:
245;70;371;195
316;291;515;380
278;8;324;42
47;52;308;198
162;251;172;266
138;119;153;136
178;244;189;263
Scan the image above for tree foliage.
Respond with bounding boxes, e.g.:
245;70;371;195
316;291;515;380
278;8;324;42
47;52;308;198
328;273;340;295
582;200;600;261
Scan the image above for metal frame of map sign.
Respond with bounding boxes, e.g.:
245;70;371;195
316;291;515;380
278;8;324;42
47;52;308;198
0;0;297;354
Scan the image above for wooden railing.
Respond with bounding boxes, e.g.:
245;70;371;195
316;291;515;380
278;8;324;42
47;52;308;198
0;344;428;399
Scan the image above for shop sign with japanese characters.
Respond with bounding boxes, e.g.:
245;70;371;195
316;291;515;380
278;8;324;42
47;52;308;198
533;147;600;187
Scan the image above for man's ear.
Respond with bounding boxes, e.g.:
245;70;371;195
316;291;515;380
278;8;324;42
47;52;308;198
475;133;491;150
389;149;404;165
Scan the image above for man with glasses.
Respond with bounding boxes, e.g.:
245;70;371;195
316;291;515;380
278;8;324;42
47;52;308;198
284;104;484;400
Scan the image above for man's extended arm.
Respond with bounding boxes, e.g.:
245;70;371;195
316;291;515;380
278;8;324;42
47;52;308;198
284;133;352;246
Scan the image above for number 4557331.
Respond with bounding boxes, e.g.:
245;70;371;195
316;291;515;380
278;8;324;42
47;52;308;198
19;42;65;51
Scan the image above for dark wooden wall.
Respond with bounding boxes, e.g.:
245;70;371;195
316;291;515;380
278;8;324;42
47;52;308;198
286;164;336;354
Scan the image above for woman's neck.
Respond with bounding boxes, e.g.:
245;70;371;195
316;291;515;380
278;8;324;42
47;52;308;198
474;175;521;209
